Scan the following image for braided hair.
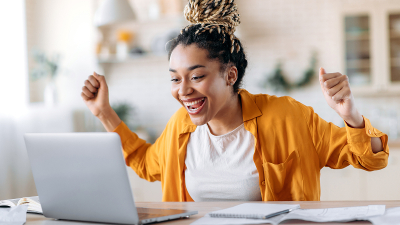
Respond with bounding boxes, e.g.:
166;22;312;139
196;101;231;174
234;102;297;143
168;0;248;94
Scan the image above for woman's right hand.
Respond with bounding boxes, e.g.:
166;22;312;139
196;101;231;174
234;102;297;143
81;72;110;118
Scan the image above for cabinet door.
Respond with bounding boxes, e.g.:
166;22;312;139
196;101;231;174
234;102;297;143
388;13;400;82
342;3;400;96
382;3;400;93
340;7;380;96
344;15;372;87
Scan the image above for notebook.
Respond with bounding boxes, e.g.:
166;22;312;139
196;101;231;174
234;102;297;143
208;203;300;219
0;196;42;214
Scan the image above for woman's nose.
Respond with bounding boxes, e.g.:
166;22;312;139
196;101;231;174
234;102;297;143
178;80;193;97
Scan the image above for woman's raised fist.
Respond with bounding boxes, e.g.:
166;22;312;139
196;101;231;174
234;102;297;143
81;72;110;118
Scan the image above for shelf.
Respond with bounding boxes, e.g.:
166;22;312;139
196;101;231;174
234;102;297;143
133;15;185;25
346;58;371;69
391;57;400;67
97;53;168;64
346;33;370;41
390;30;400;39
352;86;400;97
388;139;400;149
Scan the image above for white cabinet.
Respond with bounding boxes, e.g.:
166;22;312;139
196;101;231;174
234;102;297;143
341;2;400;96
320;147;400;201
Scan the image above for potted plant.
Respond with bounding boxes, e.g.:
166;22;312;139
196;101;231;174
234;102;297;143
30;49;61;106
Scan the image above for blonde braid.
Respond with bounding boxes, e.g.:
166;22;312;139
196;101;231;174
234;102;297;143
182;0;241;53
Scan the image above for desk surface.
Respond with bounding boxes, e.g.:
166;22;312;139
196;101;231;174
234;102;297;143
26;201;400;225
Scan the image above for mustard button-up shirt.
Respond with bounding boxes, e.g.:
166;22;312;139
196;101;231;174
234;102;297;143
113;89;389;201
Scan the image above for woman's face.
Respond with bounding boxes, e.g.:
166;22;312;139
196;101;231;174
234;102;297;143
169;44;235;126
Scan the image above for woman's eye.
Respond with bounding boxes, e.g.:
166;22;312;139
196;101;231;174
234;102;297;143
192;75;205;80
171;78;179;82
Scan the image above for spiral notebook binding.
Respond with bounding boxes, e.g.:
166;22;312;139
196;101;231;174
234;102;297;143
209;213;267;219
209;208;294;219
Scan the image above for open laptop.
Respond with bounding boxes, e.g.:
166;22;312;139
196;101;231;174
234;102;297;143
24;133;197;224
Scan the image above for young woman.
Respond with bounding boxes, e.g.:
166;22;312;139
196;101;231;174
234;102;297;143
81;0;388;202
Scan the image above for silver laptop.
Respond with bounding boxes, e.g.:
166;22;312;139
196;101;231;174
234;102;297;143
24;133;197;224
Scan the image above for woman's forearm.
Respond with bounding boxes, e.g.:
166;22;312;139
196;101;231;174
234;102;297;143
97;107;122;132
371;137;383;153
343;113;383;154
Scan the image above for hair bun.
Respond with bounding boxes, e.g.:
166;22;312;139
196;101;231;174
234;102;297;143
184;0;240;36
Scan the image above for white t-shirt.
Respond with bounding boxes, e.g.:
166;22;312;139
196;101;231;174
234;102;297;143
185;123;262;201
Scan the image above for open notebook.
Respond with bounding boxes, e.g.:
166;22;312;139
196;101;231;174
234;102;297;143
0;196;42;214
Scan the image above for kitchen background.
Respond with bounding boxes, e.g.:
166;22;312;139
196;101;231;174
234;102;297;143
1;0;400;202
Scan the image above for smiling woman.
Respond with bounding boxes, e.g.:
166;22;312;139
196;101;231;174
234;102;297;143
169;45;243;134
81;0;389;202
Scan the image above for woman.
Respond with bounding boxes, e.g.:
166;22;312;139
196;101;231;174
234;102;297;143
81;0;388;202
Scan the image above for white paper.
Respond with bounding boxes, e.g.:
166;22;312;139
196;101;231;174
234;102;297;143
368;207;400;225
0;205;28;225
281;205;386;223
191;205;386;225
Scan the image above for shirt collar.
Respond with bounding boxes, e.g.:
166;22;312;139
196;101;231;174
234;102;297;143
238;89;263;122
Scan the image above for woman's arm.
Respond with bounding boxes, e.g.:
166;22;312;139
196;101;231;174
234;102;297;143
113;120;161;182
298;101;388;171
341;110;383;153
319;68;383;154
81;72;116;127
81;72;160;181
97;106;122;132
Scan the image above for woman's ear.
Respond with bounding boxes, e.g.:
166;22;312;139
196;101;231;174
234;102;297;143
226;65;238;86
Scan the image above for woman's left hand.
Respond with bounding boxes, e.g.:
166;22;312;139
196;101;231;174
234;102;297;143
319;68;364;128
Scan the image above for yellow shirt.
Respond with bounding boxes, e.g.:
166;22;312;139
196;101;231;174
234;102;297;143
113;89;389;201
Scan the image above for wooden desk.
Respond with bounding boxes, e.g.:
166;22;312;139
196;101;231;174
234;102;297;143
26;201;400;225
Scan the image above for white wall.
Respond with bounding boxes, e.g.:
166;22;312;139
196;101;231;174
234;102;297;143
0;0;31;200
0;0;98;200
26;0;98;107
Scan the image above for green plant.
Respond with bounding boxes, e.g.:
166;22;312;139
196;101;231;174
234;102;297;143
112;102;158;143
265;62;291;92
295;52;317;88
112;102;135;125
30;49;61;81
263;52;318;92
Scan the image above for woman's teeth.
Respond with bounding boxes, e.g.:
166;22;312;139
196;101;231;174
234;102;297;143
183;98;205;107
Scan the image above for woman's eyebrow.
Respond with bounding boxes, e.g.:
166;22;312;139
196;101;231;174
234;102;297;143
169;65;205;73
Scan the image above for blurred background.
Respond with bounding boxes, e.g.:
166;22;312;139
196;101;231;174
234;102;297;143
1;0;400;202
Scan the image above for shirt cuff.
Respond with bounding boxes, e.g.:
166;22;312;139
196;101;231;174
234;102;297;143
345;116;389;155
112;120;138;145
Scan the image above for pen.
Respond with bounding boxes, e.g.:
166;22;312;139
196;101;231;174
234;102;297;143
260;208;295;219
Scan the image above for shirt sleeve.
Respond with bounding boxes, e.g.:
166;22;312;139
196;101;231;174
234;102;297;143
298;102;389;171
113;121;162;182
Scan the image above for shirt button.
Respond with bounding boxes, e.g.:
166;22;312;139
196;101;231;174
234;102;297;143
262;181;266;185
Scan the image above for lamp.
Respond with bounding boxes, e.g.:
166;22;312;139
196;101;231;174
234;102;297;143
94;0;136;27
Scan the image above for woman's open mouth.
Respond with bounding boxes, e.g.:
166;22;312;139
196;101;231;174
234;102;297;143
183;97;206;115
